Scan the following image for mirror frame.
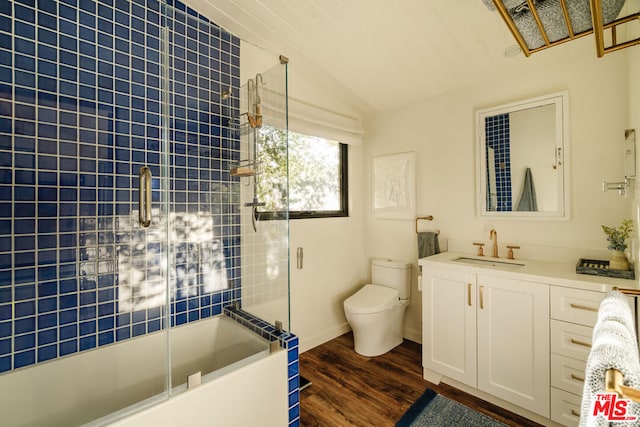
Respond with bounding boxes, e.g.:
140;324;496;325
476;91;570;220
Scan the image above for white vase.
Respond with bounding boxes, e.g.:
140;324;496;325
609;250;630;271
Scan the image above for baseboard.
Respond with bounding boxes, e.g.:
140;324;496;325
298;323;351;354
299;324;421;353
404;328;422;344
423;368;444;384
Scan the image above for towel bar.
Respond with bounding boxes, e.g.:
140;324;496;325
614;287;640;296
415;216;440;235
606;368;640;403
605;288;640;402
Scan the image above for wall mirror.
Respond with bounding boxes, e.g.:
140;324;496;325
476;91;570;220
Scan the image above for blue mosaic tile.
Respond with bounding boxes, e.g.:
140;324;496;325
38;328;57;346
38;313;57;330
0;288;10;303
0;5;291;422
59;340;77;357
485;113;512;211
0;355;11;372
14;317;35;335
14;349;35;369
131;323;146;338
60;321;79;344
0;305;11;322
59;325;77;341
79;335;96;352
14;333;35;352
0;338;11;355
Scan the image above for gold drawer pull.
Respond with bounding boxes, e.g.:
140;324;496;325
467;283;472;306
570;338;592;348
571;373;585;382
571;409;580;417
570;303;598;312
479;286;484;309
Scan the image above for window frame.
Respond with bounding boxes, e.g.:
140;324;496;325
257;141;349;220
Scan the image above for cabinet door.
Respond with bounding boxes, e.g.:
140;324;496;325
477;275;550;417
423;268;477;387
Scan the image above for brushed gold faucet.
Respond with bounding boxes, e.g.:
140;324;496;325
489;229;499;258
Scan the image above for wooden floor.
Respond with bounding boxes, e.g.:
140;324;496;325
299;333;543;427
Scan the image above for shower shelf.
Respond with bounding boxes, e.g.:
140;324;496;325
230;160;263;177
229;113;263;137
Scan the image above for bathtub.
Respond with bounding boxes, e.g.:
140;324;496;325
1;314;282;427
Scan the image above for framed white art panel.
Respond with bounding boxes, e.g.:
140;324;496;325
372;152;416;220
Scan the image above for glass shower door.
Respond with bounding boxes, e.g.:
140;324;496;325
235;60;290;332
0;1;172;425
0;0;291;423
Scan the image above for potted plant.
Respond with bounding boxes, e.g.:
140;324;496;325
601;219;634;270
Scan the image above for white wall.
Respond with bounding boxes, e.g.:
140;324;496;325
364;51;632;340
289;143;366;352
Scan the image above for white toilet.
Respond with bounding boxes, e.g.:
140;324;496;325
344;259;411;357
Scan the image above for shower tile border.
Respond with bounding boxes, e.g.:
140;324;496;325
224;306;300;427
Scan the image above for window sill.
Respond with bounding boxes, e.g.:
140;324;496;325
257;211;348;221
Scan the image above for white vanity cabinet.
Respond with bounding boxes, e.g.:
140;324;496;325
549;286;607;426
422;268;477;386
420;252;637;426
422;266;550;417
477;274;550;416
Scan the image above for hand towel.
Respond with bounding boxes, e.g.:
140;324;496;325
580;291;640;426
516;167;538;212
417;232;440;259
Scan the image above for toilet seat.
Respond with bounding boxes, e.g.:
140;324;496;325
344;284;399;315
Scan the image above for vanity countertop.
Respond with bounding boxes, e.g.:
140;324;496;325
419;251;640;292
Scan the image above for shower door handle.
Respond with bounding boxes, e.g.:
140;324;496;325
139;167;152;228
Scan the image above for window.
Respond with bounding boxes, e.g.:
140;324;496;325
256;127;348;219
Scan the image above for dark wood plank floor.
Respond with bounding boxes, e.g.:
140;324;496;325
299;332;544;427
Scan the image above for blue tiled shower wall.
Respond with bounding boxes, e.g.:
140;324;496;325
0;0;247;373
484;113;512;212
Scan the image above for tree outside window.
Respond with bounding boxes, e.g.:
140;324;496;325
256;127;348;219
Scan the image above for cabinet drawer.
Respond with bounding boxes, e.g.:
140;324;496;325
551;353;586;396
551;387;581;427
551;320;593;361
550;287;603;326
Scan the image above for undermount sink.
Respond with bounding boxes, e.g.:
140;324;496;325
453;257;525;269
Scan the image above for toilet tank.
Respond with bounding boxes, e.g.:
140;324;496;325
371;259;411;300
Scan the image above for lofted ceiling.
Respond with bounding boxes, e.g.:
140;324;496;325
186;0;618;113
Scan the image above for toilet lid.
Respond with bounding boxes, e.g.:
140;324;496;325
344;284;399;314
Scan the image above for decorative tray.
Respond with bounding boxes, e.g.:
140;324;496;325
576;258;635;280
